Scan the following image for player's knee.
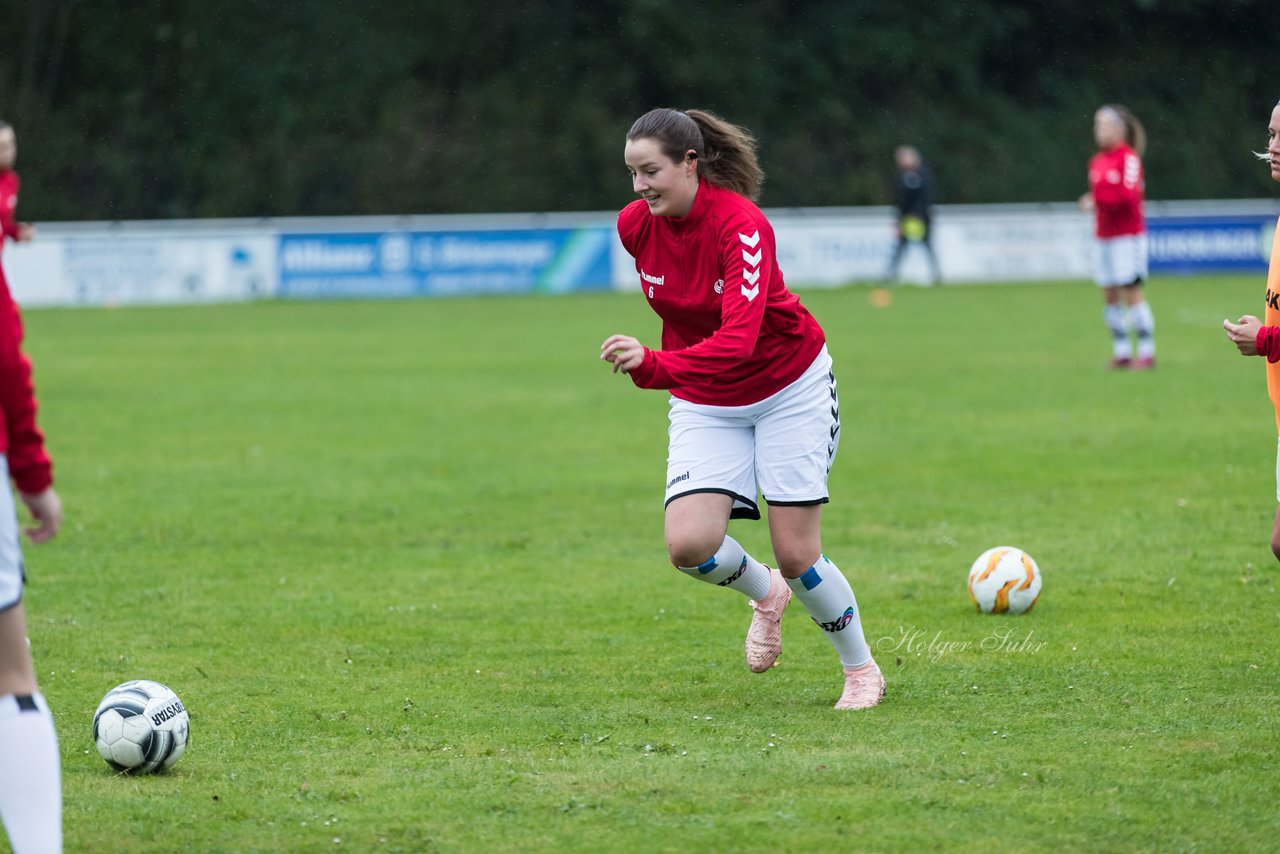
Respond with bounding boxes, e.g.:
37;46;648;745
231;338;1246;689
772;545;820;579
1270;534;1280;563
666;532;721;569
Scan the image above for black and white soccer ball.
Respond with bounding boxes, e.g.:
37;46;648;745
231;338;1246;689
92;679;190;773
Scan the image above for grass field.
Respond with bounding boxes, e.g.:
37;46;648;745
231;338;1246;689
11;275;1280;853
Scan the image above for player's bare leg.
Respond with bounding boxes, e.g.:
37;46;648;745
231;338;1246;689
0;603;37;697
1269;506;1280;563
665;492;733;570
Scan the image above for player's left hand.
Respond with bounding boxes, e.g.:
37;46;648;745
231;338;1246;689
15;222;35;242
600;334;645;374
1224;315;1263;356
19;487;62;544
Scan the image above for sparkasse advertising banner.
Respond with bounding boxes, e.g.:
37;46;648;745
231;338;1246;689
277;228;614;298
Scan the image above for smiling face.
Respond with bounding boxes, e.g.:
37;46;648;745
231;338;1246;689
1267;105;1280;183
624;136;699;218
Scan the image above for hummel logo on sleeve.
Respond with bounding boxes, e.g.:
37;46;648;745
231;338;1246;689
738;230;762;301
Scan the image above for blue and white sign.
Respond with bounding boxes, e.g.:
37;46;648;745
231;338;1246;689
278;228;613;298
1147;216;1276;273
4;231;275;307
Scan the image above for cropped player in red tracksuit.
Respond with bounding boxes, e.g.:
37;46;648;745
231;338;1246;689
601;108;884;710
1079;105;1157;370
1223;98;1280;563
0;119;63;853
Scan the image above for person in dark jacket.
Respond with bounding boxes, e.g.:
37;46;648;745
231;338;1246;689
884;145;941;285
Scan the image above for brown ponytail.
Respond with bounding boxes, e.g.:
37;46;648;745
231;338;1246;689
626;108;765;201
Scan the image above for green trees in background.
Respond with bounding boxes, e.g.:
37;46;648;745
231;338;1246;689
0;0;1274;220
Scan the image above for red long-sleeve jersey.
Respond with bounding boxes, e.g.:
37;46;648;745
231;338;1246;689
0;170;20;243
1087;144;1145;238
0;168;53;493
617;179;826;406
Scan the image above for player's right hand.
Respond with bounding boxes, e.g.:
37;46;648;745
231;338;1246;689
600;334;646;374
1223;315;1263;356
19;487;62;544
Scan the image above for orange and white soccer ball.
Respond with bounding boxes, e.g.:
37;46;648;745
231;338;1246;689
967;547;1041;614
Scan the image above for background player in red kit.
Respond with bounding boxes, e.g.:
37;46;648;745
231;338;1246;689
600;108;884;710
1222;98;1280;562
1079;105;1157;370
0;119;64;854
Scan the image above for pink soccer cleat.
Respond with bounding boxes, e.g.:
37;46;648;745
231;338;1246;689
745;567;791;672
1133;356;1156;370
1108;356;1132;370
835;657;886;710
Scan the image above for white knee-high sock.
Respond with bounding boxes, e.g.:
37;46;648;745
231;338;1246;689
1103;304;1132;359
1131;301;1156;358
676;535;773;600
0;692;61;854
787;555;872;669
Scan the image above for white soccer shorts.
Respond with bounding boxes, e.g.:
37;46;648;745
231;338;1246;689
664;346;841;520
0;456;25;611
1093;233;1149;288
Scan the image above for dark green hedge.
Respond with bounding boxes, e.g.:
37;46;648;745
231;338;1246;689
1;0;1275;220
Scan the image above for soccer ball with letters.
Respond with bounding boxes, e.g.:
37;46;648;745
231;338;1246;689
93;679;190;773
967;547;1041;614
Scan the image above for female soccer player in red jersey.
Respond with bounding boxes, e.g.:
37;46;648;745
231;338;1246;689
600;108;884;710
0;120;63;853
1223;99;1280;562
1079;105;1157;370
